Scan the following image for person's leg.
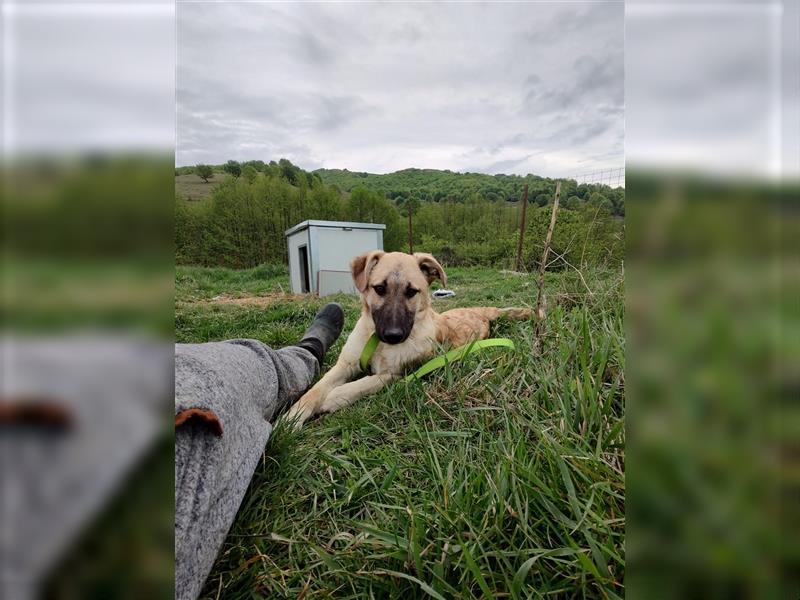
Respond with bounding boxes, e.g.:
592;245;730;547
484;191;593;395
174;341;313;600
294;302;345;367
174;303;343;600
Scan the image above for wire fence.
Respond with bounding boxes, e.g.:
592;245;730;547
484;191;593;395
565;166;625;188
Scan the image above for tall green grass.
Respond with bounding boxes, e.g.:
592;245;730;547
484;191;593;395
176;265;624;598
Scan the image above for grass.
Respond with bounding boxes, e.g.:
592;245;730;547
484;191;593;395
176;172;221;201
175;264;625;599
4;256;173;334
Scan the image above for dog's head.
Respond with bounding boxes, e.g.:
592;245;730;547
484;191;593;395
351;251;446;345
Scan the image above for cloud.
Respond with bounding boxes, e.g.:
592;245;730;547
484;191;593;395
177;3;624;177
482;154;538;175
314;95;376;131
391;21;424;44
299;31;334;67
522;3;620;47
7;5;174;153
626;2;795;178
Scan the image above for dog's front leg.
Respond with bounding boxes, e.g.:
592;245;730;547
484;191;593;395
284;361;357;428
319;373;396;415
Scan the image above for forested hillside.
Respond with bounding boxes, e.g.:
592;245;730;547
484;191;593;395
175;159;624;270
316;167;625;216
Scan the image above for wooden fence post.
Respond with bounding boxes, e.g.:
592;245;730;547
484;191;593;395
514;184;529;271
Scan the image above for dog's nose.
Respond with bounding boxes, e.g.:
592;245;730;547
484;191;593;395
383;329;405;344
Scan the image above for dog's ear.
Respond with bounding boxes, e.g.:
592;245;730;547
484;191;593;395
351;250;385;293
414;253;447;287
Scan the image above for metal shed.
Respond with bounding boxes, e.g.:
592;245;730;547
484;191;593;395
285;220;385;296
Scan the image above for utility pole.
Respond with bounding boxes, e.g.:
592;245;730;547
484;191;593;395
514;184;529;272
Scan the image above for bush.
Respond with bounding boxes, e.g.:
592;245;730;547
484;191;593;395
223;160;241;178
242;165;258;183
195;164;213;183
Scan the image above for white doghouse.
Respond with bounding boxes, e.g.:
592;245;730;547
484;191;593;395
285;220;385;296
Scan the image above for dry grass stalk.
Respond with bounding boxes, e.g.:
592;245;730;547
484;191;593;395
534;180;561;354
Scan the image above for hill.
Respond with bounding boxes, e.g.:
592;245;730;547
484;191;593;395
315;167;624;216
175;158;625;269
176;160;624;216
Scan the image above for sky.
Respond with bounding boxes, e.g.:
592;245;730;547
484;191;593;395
176;2;625;178
3;1;174;155
626;1;798;179
3;2;793;180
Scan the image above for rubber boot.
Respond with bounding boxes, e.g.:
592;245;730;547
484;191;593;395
295;303;345;366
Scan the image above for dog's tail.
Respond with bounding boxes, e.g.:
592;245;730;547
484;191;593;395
486;306;533;321
497;306;533;320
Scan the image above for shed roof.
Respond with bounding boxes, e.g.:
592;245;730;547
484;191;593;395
284;220;386;237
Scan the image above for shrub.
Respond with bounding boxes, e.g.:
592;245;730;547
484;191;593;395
195;164;213;183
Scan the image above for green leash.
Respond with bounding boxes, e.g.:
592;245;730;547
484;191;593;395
359;333;515;382
359;332;381;372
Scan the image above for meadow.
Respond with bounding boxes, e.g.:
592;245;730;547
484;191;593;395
176;172;219;202
176;263;625;599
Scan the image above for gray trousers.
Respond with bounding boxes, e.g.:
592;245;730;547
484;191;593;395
174;339;317;600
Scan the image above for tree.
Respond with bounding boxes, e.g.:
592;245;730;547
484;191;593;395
588;192;613;212
346;188;403;250
242;165;258;183
196;164;213;183
223;160;241;178
534;194;549;207
279;158;299;185
243;160;265;172
609;190;625;216
175;161;624;269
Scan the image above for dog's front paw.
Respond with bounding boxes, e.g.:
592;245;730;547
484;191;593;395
283;403;310;430
283;390;322;430
319;389;349;414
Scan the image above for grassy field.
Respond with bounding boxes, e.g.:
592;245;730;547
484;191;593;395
176;172;221;201
176;264;625;599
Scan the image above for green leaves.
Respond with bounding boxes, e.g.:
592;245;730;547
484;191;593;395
176;164;624;270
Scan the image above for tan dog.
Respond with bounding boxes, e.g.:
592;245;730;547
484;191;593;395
285;251;531;427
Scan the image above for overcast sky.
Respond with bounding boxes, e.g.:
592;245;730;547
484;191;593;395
176;2;624;177
626;1;798;179
4;2;793;180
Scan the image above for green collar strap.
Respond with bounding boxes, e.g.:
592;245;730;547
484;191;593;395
359;332;515;382
359;332;381;372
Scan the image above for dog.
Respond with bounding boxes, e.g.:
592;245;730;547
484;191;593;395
285;251;531;427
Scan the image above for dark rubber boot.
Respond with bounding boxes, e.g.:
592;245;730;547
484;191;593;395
296;303;345;366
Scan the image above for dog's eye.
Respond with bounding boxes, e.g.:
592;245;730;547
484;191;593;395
405;287;419;298
373;284;387;296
